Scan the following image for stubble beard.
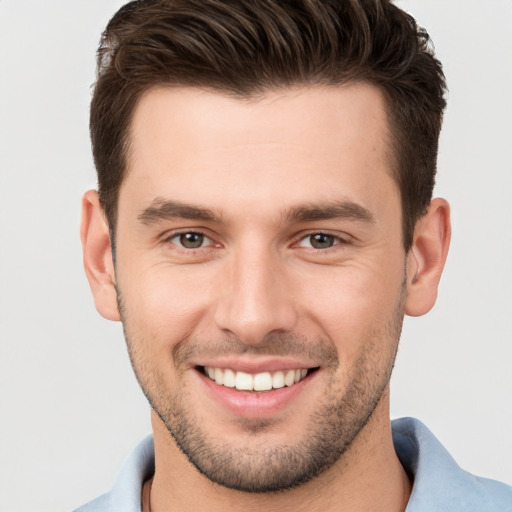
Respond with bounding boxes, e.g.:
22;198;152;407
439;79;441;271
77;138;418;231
118;284;406;493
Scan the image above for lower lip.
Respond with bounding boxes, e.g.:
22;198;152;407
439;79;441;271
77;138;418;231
196;369;317;418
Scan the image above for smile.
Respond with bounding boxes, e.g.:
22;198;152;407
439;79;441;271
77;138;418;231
202;366;313;391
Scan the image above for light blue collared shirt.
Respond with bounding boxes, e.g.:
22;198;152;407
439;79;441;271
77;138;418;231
74;417;512;511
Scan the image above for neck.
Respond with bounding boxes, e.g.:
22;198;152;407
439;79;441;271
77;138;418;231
146;395;411;512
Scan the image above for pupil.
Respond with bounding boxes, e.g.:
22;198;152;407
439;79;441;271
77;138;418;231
311;233;334;249
180;233;203;248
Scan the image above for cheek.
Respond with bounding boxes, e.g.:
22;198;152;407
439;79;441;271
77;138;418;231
118;263;214;347
297;260;405;356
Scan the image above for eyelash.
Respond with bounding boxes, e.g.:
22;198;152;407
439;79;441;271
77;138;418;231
164;230;215;250
295;232;349;250
163;230;350;252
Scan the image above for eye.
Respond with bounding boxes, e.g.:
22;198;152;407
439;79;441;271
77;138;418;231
298;233;341;249
170;232;210;249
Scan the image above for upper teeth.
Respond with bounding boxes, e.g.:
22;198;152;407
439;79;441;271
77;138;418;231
204;367;309;391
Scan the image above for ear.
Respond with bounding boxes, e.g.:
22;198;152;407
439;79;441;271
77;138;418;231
80;190;121;321
405;198;451;317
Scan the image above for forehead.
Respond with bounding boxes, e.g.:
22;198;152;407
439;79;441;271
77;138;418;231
122;84;398;220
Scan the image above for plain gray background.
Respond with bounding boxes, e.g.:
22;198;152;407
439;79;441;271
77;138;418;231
0;1;511;510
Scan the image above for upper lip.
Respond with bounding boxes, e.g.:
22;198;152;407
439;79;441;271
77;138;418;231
193;357;320;374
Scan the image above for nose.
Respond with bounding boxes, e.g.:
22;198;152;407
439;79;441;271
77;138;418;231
213;245;298;345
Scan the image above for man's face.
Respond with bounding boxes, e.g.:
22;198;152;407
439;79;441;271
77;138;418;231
114;84;409;491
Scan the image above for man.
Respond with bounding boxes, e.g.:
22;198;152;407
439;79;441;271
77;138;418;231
76;0;512;511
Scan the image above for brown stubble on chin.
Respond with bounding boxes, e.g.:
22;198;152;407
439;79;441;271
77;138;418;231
118;273;408;493
150;325;400;493
236;417;280;436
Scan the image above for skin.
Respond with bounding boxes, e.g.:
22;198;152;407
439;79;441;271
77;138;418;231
81;84;450;511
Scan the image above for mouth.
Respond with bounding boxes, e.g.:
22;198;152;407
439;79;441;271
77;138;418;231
194;363;321;418
198;365;319;392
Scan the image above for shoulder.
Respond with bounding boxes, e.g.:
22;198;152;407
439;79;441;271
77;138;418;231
73;492;111;512
392;417;512;512
72;434;155;512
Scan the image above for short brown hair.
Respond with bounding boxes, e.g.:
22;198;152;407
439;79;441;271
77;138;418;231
90;0;446;249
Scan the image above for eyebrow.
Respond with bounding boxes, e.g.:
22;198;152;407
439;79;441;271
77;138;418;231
285;201;375;224
138;198;221;225
138;198;374;226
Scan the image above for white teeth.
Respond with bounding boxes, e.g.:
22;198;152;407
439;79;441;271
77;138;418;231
284;369;295;387
235;371;253;390
204;366;312;391
223;368;236;388
253;372;272;391
272;371;285;389
214;367;224;385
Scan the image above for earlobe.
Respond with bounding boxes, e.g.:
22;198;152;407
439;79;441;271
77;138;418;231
405;198;451;317
80;190;121;321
